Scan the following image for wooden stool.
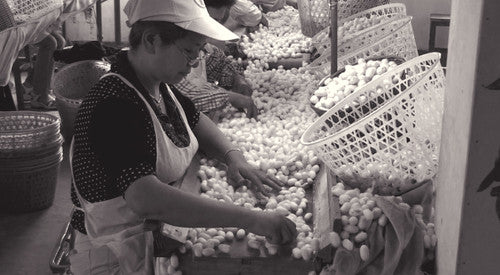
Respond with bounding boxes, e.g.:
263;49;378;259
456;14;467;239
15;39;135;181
429;13;450;51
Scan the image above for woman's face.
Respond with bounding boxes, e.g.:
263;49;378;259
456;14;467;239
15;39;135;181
152;32;207;84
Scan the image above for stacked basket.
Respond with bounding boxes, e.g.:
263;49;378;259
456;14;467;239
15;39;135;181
0;111;63;213
301;53;446;196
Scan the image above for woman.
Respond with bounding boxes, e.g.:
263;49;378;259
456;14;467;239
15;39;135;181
174;0;258;121
69;0;297;273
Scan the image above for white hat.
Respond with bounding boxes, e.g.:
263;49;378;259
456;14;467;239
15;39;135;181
124;0;239;41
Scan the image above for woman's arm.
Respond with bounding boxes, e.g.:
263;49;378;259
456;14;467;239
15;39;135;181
125;175;296;244
193;113;282;193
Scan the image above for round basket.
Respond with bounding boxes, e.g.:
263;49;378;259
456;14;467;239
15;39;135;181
0;134;63;161
300;53;446;195
0;111;61;150
310;56;405;116
311;3;407;57
0;146;63;171
307;16;418;79
0;161;61;213
298;0;390;37
53;60;110;139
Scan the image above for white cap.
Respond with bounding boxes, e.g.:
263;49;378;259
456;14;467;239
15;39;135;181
124;0;239;41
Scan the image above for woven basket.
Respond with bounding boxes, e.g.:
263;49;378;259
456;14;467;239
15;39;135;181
0;135;63;161
0;0;16;32
0;162;61;213
311;3;407;57
54;60;110;139
0;111;61;150
0;146;62;171
298;0;390;37
300;53;445;195
307;16;418;79
4;0;63;23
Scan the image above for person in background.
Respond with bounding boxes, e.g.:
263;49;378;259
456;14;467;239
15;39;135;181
68;0;297;273
26;30;65;110
230;0;269;31
174;0;258;121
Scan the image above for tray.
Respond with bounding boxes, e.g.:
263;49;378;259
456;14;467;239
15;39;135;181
177;165;335;274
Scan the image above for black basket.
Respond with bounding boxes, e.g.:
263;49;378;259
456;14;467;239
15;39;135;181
0;162;60;213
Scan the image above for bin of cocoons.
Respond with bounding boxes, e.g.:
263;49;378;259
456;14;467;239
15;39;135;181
311;3;408;59
297;0;390;37
309;56;405;116
300;53;446;196
306;16;418;80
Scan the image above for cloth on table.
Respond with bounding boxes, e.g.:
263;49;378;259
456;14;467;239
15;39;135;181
53;41;121;64
330;196;425;275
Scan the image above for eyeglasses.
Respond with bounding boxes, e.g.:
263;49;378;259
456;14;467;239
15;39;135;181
174;43;209;67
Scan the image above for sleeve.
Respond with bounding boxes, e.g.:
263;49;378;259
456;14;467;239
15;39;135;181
229;0;262;27
170;85;201;129
89;97;156;195
206;46;241;89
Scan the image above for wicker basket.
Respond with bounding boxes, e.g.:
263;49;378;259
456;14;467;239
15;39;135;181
54;60;110;139
0;0;16;32
311;3;407;57
0;162;61;213
0;111;61;150
4;0;63;23
300;53;445;195
0;146;63;172
298;0;390;37
307;16;418;79
0;136;63;165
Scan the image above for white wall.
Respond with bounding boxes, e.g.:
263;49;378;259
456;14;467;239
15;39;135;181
436;0;500;273
397;0;451;50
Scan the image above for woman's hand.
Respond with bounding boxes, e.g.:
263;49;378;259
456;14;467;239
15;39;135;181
227;91;258;118
248;212;297;245
232;75;253;97
225;150;283;196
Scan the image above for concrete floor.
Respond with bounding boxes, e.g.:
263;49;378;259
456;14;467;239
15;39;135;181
0;141;73;275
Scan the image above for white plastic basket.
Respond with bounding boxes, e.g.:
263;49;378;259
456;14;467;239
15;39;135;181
300;53;446;195
307;16;418;79
298;0;390;37
312;3;407;57
4;0;63;23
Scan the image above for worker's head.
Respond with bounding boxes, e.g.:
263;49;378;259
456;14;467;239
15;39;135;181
124;0;238;83
204;0;237;23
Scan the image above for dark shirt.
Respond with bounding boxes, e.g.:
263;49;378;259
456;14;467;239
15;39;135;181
70;51;200;234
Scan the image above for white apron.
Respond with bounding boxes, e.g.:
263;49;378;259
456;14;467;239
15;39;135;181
69;73;199;274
